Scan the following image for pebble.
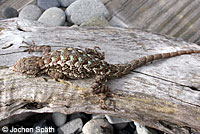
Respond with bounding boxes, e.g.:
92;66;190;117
129;122;136;130
69;112;89;123
82;119;113;134
65;0;109;25
2;6;18;18
92;114;105;119
38;7;66;26
58;0;77;7
57;118;83;134
37;0;60;10
113;122;128;130
80;16;110;27
118;130;133;134
52;112;67;127
19;5;42;20
124;124;136;134
109;16;129;28
134;122;158;134
105;115;132;124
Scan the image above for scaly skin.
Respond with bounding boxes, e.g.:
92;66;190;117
12;42;200;95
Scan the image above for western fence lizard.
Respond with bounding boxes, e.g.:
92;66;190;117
12;41;200;108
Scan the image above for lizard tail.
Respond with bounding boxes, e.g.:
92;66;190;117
130;49;200;70
108;50;200;78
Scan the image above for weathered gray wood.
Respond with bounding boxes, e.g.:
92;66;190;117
1;0;200;44
0;18;200;134
103;0;200;44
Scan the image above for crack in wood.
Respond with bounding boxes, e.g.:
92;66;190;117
169;95;200;107
133;70;199;91
0;51;26;56
2;44;13;49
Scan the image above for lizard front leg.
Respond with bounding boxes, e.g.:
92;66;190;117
20;41;51;55
85;46;105;60
47;68;66;80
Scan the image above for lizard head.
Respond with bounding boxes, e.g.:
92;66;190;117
12;56;41;75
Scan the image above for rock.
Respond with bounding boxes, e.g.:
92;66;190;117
113;123;128;130
65;0;109;25
19;5;42;20
134;122;158;134
52;112;67;127
70;24;78;28
118;130;133;134
92;114;105;119
38;7;66;26
37;0;60;10
68;113;89;123
58;0;77;7
105;115;132;124
82;119;113;134
109;16;129;28
2;7;18;18
63;21;74;26
129;122;136;130
124;124;136;134
68;112;86;120
80;16;110;27
57;118;83;134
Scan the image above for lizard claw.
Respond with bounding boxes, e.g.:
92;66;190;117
92;83;110;94
19;41;36;53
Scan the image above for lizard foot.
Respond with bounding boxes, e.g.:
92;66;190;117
98;93;115;111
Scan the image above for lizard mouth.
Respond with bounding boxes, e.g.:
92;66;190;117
12;65;17;72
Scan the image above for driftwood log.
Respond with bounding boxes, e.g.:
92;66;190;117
0;18;200;134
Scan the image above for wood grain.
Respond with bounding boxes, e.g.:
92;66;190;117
1;0;200;44
104;0;200;44
0;18;200;134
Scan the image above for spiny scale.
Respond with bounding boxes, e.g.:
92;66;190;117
38;47;111;79
12;44;200;95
